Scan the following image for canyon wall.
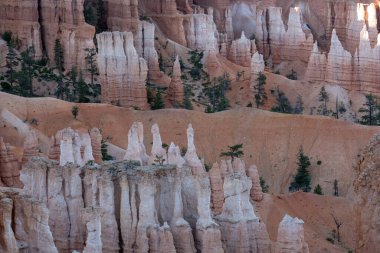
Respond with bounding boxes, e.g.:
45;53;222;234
354;135;380;253
0;121;309;252
97;31;149;109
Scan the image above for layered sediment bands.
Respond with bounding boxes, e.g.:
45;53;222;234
135;21;171;86
228;32;252;67
264;7;313;65
106;0;139;32
0;138;22;187
167;56;185;105
305;42;326;81
0;0;43;58
0;187;58;253
40;0;95;71
215;171;272;253
97;31;149;109
90;128;103;164
246;165;263;202
275;215;309;253
22;130;39;163
353;135;380;253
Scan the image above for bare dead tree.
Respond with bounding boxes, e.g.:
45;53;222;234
331;213;343;243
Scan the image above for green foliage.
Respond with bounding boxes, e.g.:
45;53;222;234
260;177;269;193
188;50;204;81
154;155;166;166
289;147;312;192
271;87;293;114
313;184;323;195
54;39;64;73
101;139;114;161
204;163;211;172
286;69;297;80
203;73;231;112
85;48;98;88
253;72;267;108
2;31;12;44
326;237;334;244
183;83;193;110
151;90;165;110
77;71;91;103
220;143;244;161
293;95;304;114
84;0;107;33
319;86;329;116
333;179;339;196
71;106;79;119
5;45;18;89
359;93;379;125
317;160;322;165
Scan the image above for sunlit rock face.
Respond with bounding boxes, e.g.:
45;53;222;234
48;128;95;167
97;31;149;109
275;215;309;253
0;0;43;58
0;138;22;187
40;0;95;71
167;56;185;105
106;0;139;33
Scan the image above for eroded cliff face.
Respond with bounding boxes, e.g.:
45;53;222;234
0;138;22;188
354;135;380;253
97;31;149;109
0;121;310;252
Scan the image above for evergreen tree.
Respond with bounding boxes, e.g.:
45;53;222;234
152;90;165;110
5;43;18;89
68;67;78;102
254;72;267;108
96;0;108;33
271;87;293;113
319;86;329;115
313;184;323;195
260;177;269;193
77;71;90;103
289;147;312;192
85;48;98;88
71;106;79;119
20;47;35;96
54;39;64;73
359;94;378;125
293;95;304;114
204;73;231;112
333;179;339;196
183;83;193;110
220;144;244;161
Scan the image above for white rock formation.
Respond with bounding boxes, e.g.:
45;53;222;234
97;31;149;109
124;122;149;165
228;31;252;67
149;123;167;165
81;208;102;253
184;124;204;174
167;142;186;168
275;214;309;253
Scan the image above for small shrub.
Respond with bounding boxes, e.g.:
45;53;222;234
205;163;211;172
313;184;323;195
326;237;334;244
71;106;79;119
260;177;269;193
317;160;322;165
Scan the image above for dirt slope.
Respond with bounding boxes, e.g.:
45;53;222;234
1;91;378;196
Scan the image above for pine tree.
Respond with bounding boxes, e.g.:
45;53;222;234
220;144;244;161
20;47;35;96
319;86;329;115
293;95;304;114
289;147;312;192
152;90;165;110
5;44;18;89
183;83;193;110
260;177;269;193
313;184;323;195
333;179;339;196
54;39;64;73
85;48;98;88
359;94;378;125
271;87;293;114
77;71;90;103
254;72;267;108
